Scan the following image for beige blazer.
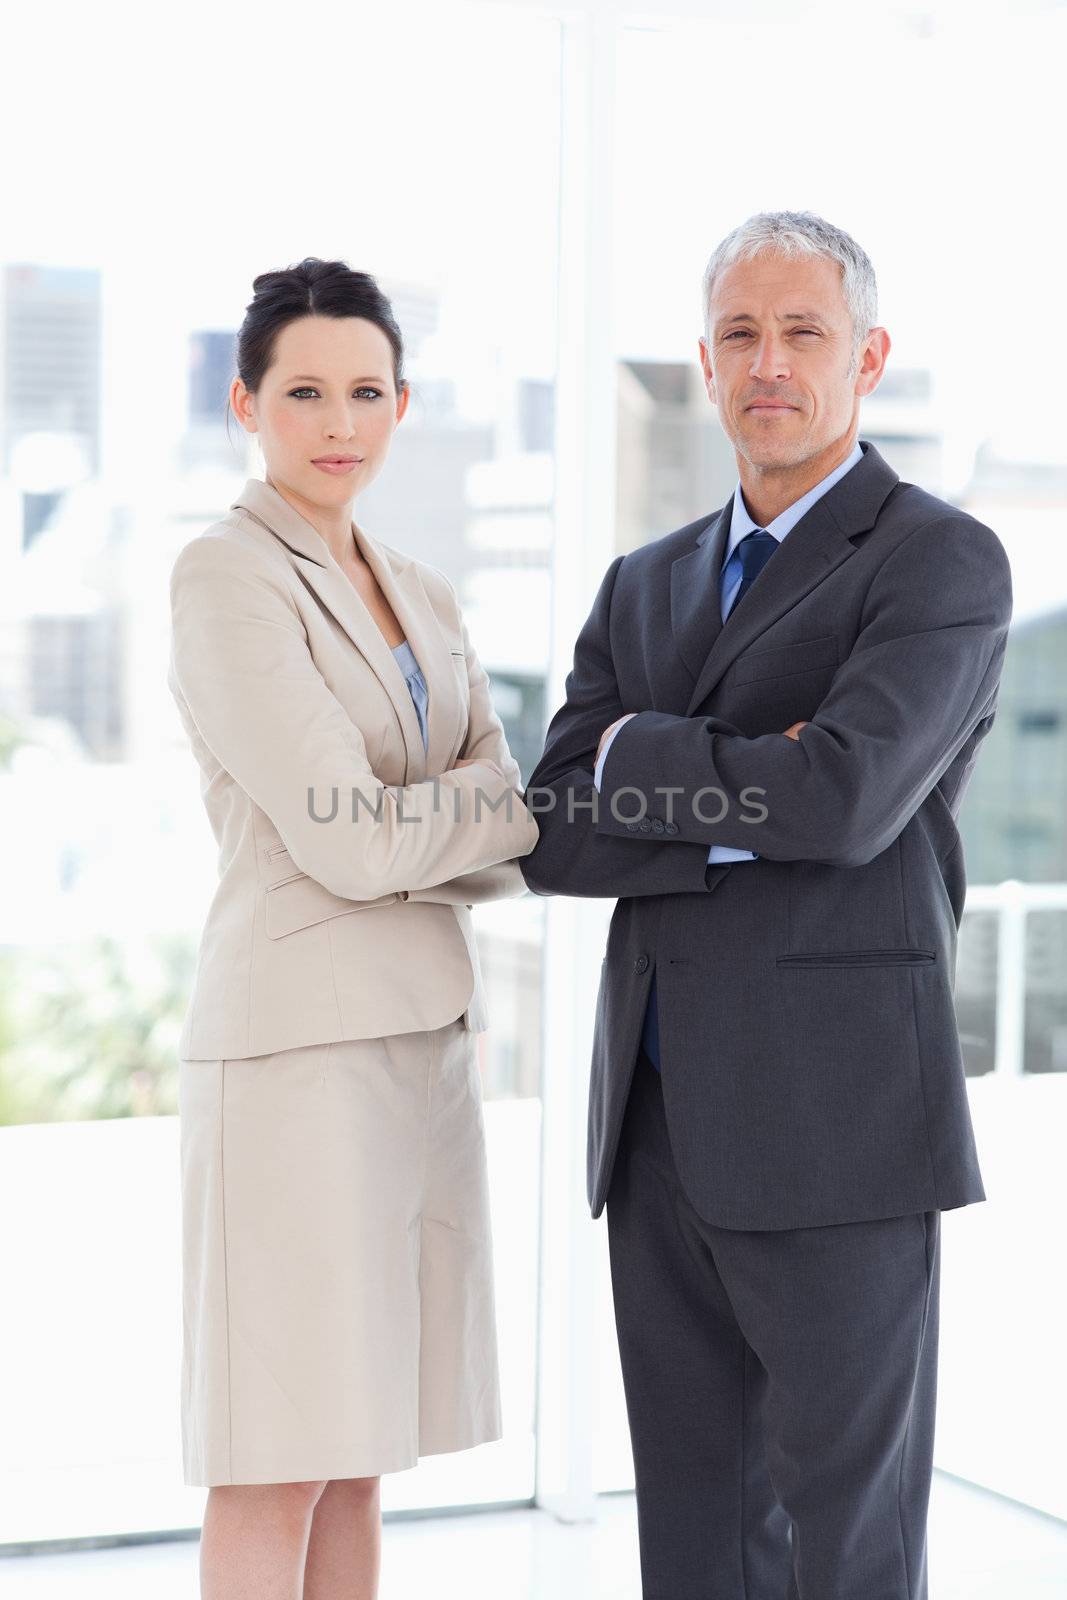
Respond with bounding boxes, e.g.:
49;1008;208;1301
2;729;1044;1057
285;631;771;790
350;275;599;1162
168;477;540;1060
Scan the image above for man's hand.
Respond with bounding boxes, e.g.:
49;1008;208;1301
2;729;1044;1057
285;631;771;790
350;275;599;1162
596;714;633;765
783;721;809;740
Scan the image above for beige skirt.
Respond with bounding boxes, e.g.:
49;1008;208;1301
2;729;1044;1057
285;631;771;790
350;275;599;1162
178;1016;501;1486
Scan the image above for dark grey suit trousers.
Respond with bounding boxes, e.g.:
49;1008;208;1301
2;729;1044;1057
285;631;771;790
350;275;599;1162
606;1046;941;1600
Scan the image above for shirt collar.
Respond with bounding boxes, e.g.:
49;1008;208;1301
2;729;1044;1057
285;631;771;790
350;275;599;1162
724;438;864;563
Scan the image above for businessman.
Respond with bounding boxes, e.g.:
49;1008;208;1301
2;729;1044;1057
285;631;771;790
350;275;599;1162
521;210;1012;1598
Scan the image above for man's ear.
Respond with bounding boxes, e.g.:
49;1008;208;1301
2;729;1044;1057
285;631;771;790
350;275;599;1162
855;327;891;399
698;336;717;406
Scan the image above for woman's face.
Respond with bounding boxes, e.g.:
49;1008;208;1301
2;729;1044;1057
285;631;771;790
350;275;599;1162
231;314;409;510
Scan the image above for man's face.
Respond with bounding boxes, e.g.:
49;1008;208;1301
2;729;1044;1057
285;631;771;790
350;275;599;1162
699;251;881;470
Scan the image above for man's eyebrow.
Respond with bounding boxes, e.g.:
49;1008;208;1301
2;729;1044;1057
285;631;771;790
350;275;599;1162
284;373;388;383
717;311;831;330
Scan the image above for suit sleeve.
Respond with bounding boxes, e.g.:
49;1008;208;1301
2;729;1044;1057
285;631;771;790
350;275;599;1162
594;715;758;863
168;536;539;902
595;513;1013;867
404;598;537;906
519;555;725;899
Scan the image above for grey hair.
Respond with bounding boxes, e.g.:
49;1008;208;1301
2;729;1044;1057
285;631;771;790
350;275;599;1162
701;210;878;379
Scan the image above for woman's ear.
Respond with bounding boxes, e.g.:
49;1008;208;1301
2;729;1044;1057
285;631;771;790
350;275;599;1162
230;376;257;434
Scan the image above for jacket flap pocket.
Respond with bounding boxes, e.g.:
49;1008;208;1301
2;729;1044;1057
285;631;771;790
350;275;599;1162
732;634;839;686
264;872;399;939
777;947;936;967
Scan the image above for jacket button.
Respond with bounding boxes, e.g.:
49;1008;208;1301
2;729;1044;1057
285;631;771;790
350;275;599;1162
634;954;649;974
626;822;638;833
638;818;652;833
665;820;679;835
651;818;665;834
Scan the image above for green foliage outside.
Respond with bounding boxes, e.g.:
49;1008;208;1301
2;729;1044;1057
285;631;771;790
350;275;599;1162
0;934;196;1125
0;713;31;773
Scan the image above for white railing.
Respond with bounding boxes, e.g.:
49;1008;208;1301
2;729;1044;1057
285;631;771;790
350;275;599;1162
963;880;1067;1080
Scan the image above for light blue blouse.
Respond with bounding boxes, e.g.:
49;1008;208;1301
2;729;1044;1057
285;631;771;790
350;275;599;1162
390;638;429;751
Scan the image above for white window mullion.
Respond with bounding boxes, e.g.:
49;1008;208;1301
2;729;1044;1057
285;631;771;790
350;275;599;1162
534;2;620;1524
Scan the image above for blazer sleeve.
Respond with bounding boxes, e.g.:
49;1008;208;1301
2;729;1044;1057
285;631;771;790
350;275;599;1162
168;536;538;902
594;513;1013;867
405;596;536;906
518;555;730;900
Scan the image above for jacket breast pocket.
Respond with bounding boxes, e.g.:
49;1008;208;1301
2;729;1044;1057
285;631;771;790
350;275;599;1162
450;649;470;700
264;870;399;939
731;633;839;686
450;648;470;752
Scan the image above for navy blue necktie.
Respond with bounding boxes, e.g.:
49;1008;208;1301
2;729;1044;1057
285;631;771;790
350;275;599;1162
638;528;779;1072
731;528;779;613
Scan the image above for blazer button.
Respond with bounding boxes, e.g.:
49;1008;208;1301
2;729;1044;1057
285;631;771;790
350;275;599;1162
626;822;639;833
651;818;665;834
638;818;652;833
634;954;649;974
665;821;679;835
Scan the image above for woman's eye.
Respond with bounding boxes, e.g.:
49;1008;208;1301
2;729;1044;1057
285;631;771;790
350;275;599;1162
287;387;383;400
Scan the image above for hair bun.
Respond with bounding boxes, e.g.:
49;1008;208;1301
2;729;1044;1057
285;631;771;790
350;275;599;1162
251;269;290;296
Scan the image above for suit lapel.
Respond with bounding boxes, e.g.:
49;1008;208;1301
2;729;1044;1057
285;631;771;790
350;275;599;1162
673;440;900;716
231;478;460;782
670;502;731;689
352;528;460;780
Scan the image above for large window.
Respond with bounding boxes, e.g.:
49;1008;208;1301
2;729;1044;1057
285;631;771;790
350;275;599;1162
593;5;1067;1519
0;0;560;1544
3;0;1065;1554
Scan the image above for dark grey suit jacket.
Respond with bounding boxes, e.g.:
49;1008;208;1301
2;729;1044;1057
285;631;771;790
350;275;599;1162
521;440;1013;1230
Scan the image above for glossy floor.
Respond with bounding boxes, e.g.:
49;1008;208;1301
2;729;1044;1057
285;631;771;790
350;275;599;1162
1;1476;1065;1598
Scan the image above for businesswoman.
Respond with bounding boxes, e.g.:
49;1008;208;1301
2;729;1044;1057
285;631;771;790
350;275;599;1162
167;258;540;1600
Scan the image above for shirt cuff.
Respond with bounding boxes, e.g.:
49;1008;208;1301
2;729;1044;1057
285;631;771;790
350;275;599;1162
707;844;759;863
593;713;637;792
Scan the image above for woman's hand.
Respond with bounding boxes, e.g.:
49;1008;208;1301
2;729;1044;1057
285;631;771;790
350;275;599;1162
453;755;505;778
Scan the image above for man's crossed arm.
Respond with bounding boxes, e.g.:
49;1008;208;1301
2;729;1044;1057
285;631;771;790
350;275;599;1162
521;515;1011;898
592;713;808;866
